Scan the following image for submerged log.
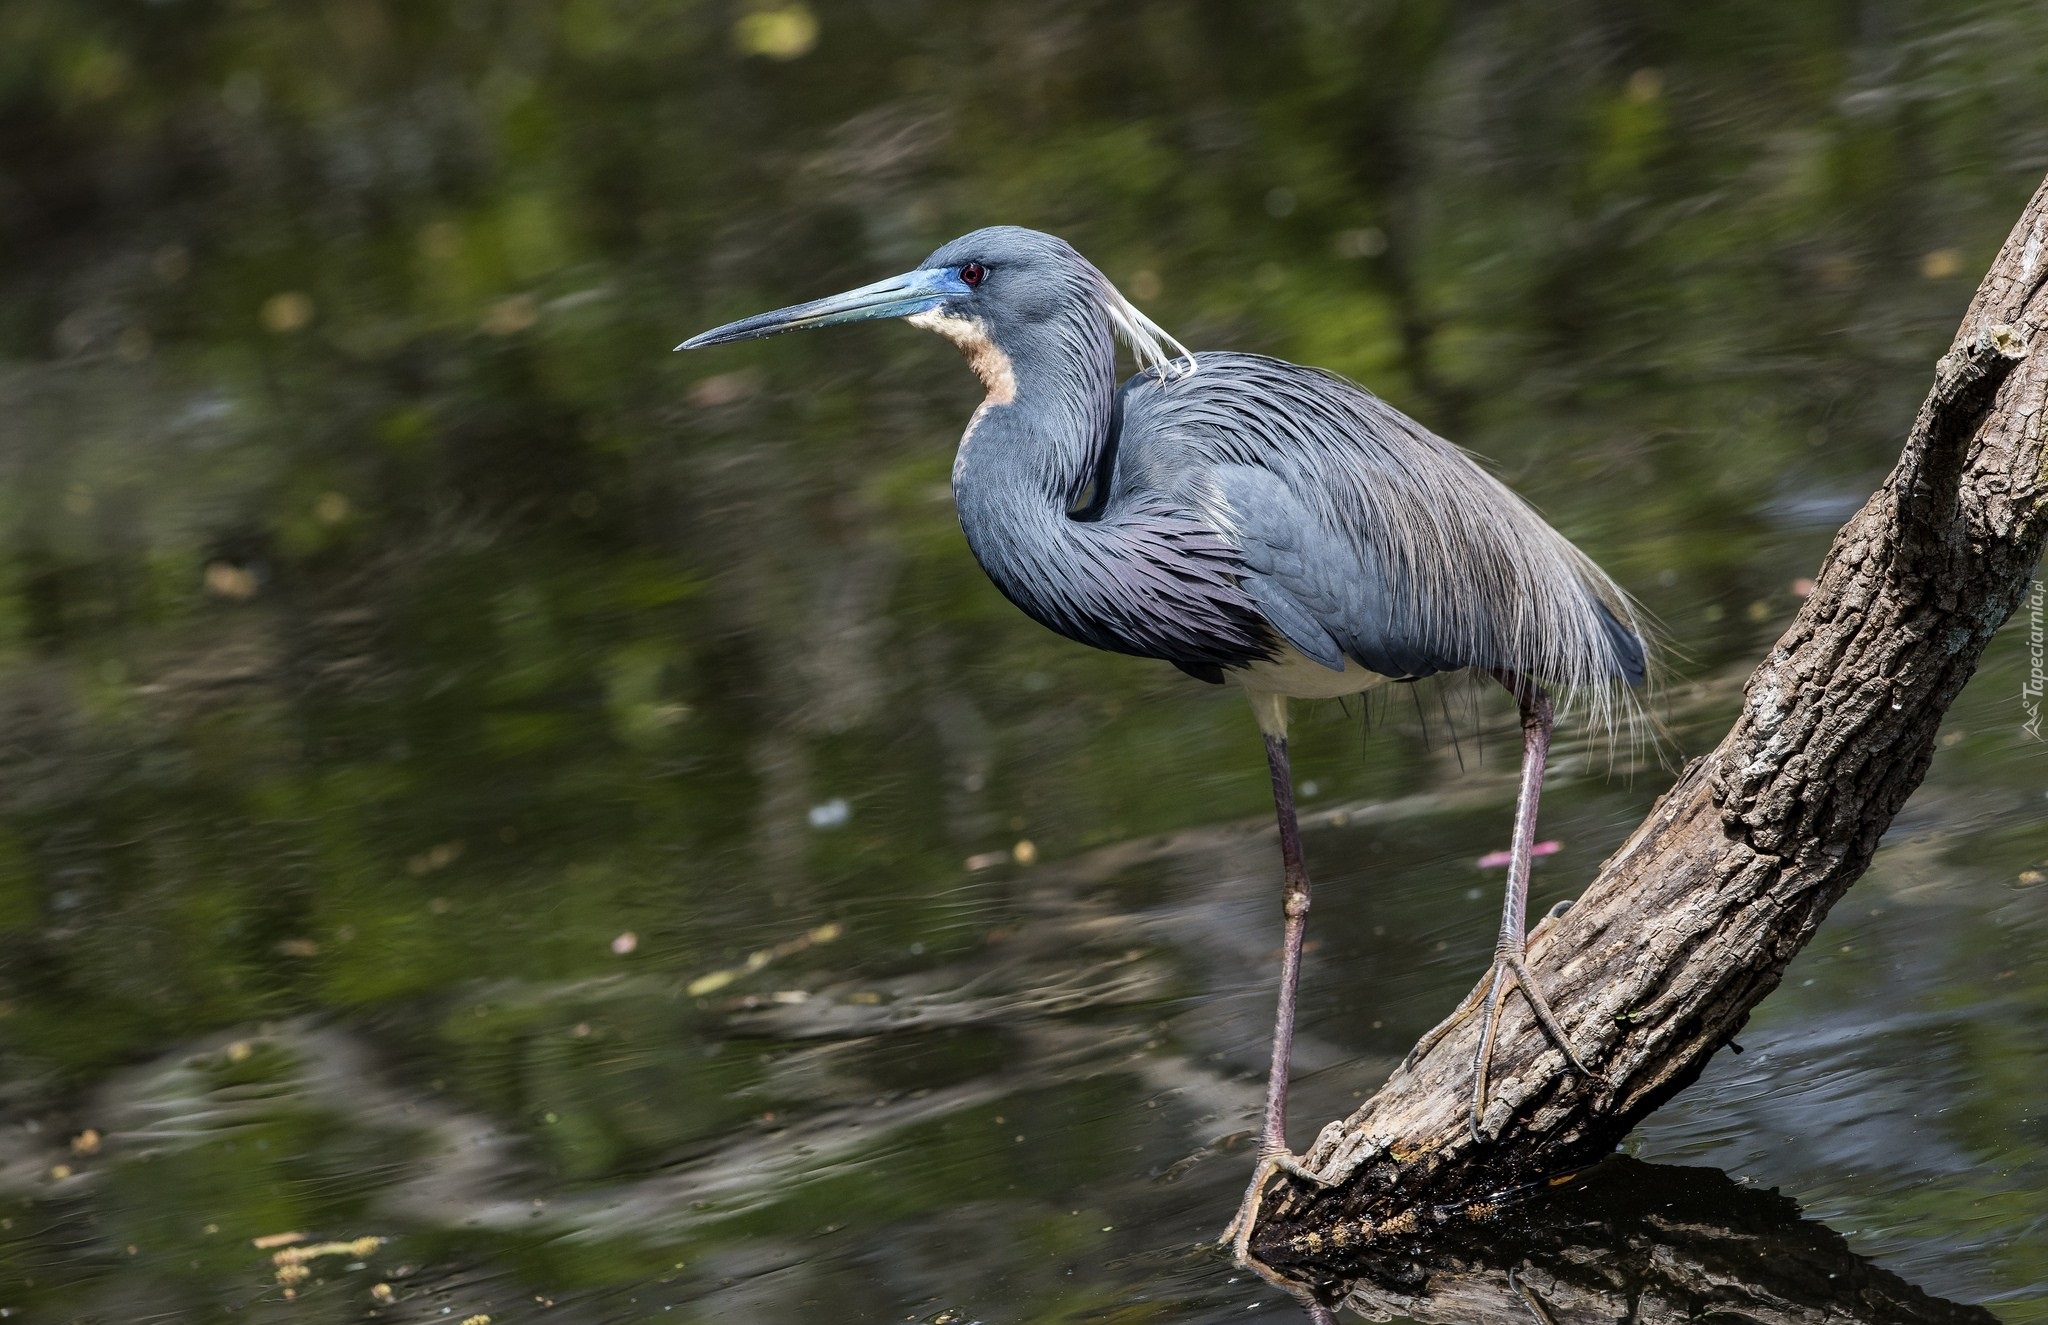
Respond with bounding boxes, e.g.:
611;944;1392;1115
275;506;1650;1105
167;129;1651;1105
1251;172;2048;1295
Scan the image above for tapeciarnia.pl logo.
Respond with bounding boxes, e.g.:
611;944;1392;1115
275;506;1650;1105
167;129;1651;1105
2025;579;2045;739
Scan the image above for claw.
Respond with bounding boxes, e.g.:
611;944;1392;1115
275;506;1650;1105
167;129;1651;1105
1467;953;1602;1139
1222;1150;1346;1325
1221;1147;1334;1264
1220;1152;1278;1262
1469;962;1513;1136
1505;956;1603;1083
1401;977;1490;1074
1509;1266;1560;1325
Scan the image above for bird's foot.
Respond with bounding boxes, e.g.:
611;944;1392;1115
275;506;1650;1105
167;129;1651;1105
1467;953;1604;1139
1400;902;1583;1085
1400;981;1490;1075
1220;1145;1335;1266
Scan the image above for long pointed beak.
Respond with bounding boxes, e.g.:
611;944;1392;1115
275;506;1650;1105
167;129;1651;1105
676;267;968;351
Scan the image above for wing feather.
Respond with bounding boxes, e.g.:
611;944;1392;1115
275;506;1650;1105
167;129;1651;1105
1113;354;1647;716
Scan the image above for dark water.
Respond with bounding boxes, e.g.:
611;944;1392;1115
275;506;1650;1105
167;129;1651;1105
2;2;2047;1321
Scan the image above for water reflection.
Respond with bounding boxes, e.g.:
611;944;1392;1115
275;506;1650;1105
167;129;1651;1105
1307;1158;1999;1325
2;0;2047;1320
7;761;2042;1319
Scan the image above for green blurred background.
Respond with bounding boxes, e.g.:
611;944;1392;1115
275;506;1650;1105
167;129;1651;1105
0;0;2045;1321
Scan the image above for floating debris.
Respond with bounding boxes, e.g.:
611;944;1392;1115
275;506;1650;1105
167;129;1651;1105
688;969;737;997
685;922;844;998
689;369;762;408
1477;840;1562;870
610;931;638;956
733;3;817;60
260;291;314;334
203;560;260;601
271;1236;384;1299
1921;247;1964;280
481;294;538;336
407;841;465;875
274;1236;382;1263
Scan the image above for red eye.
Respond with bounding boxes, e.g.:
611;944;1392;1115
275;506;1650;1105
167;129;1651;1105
960;262;986;287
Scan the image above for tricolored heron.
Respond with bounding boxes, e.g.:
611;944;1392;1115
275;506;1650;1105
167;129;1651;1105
679;226;1647;1273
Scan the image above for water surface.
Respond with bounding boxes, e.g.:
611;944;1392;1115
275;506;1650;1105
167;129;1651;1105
1;2;2046;1321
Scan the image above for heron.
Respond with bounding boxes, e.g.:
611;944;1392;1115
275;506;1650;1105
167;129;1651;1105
678;226;1647;1275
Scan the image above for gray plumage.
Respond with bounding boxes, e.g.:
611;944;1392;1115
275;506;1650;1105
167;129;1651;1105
1112;353;1646;689
682;225;1647;719
680;224;1653;1273
919;228;1644;712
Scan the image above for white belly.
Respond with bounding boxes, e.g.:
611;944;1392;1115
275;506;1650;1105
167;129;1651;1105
1230;645;1391;701
1228;645;1394;738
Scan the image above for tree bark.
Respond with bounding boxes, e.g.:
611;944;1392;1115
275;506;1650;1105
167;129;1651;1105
1251;173;2048;1292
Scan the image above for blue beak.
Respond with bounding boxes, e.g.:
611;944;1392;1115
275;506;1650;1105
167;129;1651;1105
676;267;970;350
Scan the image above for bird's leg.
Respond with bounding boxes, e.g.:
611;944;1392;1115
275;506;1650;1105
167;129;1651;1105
1465;670;1601;1138
1220;731;1335;1263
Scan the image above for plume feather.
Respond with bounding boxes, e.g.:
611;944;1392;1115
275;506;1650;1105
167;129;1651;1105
1097;279;1196;380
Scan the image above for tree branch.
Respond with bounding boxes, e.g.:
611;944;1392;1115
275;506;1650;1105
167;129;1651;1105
1249;173;2048;1299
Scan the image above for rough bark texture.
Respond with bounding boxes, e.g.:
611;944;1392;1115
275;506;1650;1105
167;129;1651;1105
1253;174;2048;1293
1326;1159;1995;1325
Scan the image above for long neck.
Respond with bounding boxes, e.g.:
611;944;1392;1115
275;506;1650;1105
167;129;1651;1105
947;309;1118;540
937;308;1266;669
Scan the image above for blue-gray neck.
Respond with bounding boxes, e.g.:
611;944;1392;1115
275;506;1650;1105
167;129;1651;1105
940;306;1269;669
948;309;1117;518
947;306;1117;604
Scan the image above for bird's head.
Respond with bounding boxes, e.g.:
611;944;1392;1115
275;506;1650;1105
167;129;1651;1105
677;226;1191;397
